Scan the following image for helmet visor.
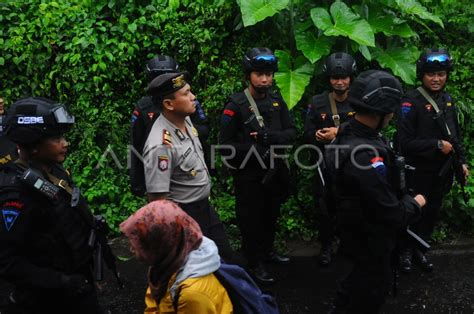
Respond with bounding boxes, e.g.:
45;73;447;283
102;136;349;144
425;53;450;67
52;106;75;124
251;55;277;69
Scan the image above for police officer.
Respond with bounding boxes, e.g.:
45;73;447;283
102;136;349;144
304;52;357;266
130;55;209;196
326;71;426;313
397;48;469;272
0;97;103;313
0;97;18;169
219;47;296;284
143;72;234;262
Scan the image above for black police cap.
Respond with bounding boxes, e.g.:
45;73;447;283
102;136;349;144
146;72;190;98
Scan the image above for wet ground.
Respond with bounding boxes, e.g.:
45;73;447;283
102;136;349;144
1;237;473;313
96;237;474;314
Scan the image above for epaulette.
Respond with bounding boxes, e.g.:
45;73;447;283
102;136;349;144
162;129;172;147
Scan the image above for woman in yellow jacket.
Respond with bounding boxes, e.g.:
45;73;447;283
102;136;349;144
120;200;233;314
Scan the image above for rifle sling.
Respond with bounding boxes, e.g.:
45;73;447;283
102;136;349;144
328;92;340;128
244;88;265;128
417;86;452;136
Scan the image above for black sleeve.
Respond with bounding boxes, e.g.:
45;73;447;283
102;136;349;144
350;150;421;229
303;103;324;146
190;100;210;142
0;199;64;289
451;104;467;164
398;99;438;158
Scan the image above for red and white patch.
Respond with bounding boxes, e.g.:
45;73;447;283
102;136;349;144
132;110;140;117
158;156;169;171
424;104;433;112
370;156;384;168
223;109;235;117
320;113;327;120
3;201;24;210
148;112;155;120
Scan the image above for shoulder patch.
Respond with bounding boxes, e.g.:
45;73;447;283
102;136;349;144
2;209;20;232
158;156;169;171
222;108;235;125
424;104;433;112
401;102;412;117
447;102;452;107
148;112;155;120
370;157;386;177
272;102;279;107
320;113;327;120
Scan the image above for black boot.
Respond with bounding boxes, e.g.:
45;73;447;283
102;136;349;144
399;248;413;273
266;251;291;265
319;245;332;267
248;261;275;285
413;249;433;272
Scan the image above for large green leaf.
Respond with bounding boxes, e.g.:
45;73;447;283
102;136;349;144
274;50;314;110
367;8;417;38
371;46;419;84
310;2;375;47
238;0;289;27
395;0;444;28
294;23;334;63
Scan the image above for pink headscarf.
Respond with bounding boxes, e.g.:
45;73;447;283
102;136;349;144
120;200;203;303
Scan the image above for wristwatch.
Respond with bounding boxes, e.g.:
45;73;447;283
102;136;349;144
437;140;444;150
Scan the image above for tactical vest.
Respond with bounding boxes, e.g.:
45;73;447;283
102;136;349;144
0;163;93;272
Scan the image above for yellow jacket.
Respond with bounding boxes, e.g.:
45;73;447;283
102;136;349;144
144;273;233;314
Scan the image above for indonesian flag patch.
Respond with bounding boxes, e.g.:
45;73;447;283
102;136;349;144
370;156;386;176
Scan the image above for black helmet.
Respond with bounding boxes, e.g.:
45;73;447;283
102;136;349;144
146;55;179;79
323;52;357;77
348;70;403;114
416;48;453;80
242;47;278;75
5;97;75;146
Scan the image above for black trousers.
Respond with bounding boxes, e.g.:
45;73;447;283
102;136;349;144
336;230;394;313
401;169;453;250
234;169;285;265
179;198;234;262
314;185;337;248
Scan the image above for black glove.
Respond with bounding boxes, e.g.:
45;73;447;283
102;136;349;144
60;274;92;295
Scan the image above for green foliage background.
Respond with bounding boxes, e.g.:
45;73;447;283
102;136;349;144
1;0;473;240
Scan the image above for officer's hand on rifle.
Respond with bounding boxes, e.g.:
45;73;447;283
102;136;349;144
414;194;427;208
438;139;453;155
60;274;92;295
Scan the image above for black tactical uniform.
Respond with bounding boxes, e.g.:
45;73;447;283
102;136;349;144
326;71;422;313
397;48;466;272
220;88;296;281
304;94;354;265
304;52;357;267
129;55;210;196
0;97;104;314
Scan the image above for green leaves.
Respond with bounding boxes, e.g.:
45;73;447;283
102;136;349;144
274;50;314;110
395;0;444;28
372;46;419;84
238;0;289;27
294;23;334;63
311;2;375;47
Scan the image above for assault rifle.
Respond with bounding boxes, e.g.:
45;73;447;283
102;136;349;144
434;111;469;204
88;215;124;288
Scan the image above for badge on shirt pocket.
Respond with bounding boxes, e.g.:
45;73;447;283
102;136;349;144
158;156;169;171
